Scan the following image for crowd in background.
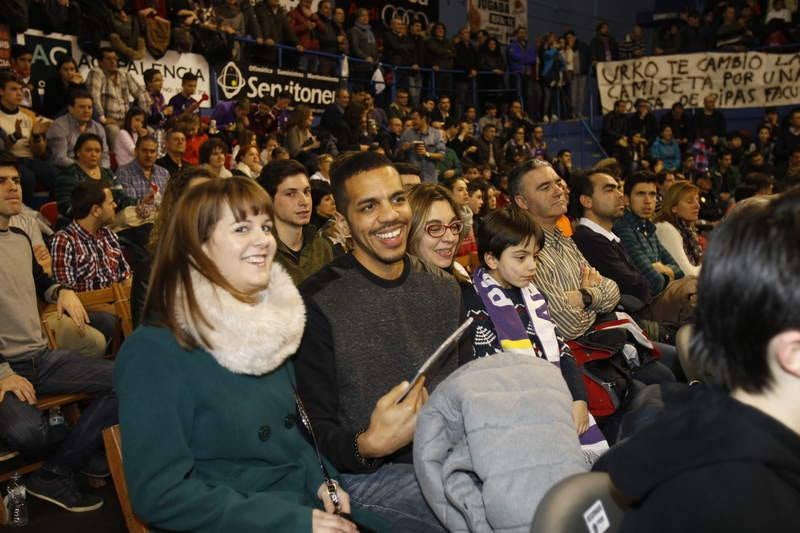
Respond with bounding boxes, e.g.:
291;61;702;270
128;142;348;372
0;0;800;530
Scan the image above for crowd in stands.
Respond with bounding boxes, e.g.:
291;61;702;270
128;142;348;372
1;0;800;531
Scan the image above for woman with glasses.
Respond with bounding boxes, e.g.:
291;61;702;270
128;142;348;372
115;178;379;532
407;183;470;282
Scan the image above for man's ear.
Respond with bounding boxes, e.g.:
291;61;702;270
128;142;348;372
579;194;592;211
623;194;631;207
513;194;528;211
773;330;800;379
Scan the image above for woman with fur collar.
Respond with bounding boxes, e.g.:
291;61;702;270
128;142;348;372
114;178;369;532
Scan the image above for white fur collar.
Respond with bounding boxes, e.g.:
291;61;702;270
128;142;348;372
175;263;306;375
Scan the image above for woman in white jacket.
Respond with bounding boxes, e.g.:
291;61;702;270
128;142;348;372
655;181;703;277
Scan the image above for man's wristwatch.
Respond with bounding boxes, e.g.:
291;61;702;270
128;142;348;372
579;288;593;308
52;285;67;301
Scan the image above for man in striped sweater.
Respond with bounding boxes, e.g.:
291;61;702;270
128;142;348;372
509;159;676;442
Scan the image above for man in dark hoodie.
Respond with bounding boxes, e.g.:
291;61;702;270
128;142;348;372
595;190;800;533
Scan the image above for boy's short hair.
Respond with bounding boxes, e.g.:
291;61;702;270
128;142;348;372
694;188;800;392
181;72;198;83
477;207;544;267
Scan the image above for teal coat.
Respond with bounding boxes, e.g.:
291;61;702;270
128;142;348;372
115;325;353;532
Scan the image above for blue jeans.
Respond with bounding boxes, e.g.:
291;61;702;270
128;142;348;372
340;463;445;533
0;349;116;473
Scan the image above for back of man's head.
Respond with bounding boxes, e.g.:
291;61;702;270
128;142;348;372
258;159;308;198
567;170;597;219
694;187;800;393
394;161;422;186
330;151;394;214
70;179;109;220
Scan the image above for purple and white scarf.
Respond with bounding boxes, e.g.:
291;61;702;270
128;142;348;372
472;266;608;460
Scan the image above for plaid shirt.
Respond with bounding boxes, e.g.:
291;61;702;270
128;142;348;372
613;209;684;296
690;138;714;173
51;221;131;292
116;160;170;203
86;68;150;123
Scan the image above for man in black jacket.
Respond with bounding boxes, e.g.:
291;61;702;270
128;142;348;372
626;99;659;144
474;124;504;175
595;189;800;533
691;94;727;146
680;10;713;53
658;102;690;152
319;88;349;135
601;100;629;156
589;21;619;67
407;19;427;109
382;17;416;95
569;170;651;306
453;26;478;119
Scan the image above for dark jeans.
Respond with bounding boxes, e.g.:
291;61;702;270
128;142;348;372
341;463;445;533
89;311;117;345
454;79;475;118
118;224;153;326
0;349;116;473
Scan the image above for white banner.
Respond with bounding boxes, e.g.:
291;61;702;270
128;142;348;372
467;0;526;47
597;51;800;113
17;29;211;108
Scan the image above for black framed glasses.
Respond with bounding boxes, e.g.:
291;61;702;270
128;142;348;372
425;221;464;238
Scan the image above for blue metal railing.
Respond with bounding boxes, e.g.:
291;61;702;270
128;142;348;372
233;37;524;107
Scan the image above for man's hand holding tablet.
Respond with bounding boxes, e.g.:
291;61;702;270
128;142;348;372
356;379;428;459
355;318;472;461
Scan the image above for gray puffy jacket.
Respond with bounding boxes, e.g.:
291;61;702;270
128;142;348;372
414;352;588;532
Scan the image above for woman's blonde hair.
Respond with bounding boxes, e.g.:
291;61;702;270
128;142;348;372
144;177;272;349
656;181;699;226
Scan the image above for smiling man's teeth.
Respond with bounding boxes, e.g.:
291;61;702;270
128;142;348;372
376;229;401;239
245;256;266;264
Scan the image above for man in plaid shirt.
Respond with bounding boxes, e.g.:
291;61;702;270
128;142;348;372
85;48;150;148
116;136;169;206
51;180;131;343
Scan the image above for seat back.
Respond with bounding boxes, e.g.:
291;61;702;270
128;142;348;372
39;201;58;227
530;472;627;533
454;252;480;273
103;425;149;533
40;279;134;356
